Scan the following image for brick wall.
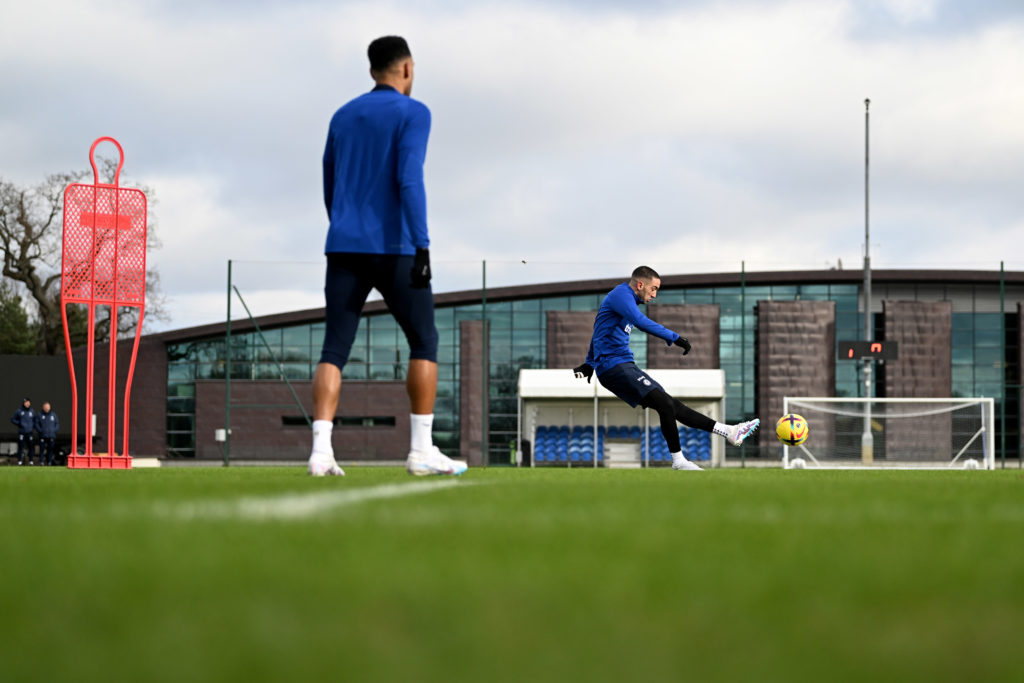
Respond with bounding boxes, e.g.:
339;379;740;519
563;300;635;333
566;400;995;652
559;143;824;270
756;300;836;457
646;304;720;369
459;320;488;465
881;300;952;461
195;379;409;461
545;311;594;369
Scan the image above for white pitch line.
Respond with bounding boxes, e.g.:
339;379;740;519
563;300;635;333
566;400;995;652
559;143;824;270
154;479;466;522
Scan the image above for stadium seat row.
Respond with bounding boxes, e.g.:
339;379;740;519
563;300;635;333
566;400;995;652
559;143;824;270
532;425;712;464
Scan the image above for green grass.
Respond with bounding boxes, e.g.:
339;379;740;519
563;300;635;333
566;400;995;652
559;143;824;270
2;466;1024;682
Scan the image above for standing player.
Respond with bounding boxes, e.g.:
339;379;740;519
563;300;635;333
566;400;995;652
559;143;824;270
573;266;760;470
308;35;466;477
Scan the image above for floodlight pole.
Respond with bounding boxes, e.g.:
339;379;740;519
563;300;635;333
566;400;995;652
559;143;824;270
862;99;874;464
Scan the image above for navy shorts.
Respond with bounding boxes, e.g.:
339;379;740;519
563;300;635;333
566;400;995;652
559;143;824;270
597;362;665;408
319;252;439;368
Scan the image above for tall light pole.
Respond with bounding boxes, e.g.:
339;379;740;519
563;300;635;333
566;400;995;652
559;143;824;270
862;98;873;464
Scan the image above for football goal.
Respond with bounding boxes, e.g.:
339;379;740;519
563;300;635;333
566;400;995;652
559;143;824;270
781;397;995;470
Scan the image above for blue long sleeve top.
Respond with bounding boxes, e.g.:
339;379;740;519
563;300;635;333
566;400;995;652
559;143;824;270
322;84;431;255
584;282;679;376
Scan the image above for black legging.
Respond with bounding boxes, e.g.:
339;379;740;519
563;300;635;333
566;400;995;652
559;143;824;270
639;388;716;453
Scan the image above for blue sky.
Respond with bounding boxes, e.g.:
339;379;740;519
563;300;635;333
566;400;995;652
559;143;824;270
1;0;1022;331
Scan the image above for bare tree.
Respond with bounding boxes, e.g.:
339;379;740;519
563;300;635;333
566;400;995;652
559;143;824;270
0;159;167;355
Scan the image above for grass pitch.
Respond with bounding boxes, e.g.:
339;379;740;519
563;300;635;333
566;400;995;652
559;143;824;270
2;465;1023;682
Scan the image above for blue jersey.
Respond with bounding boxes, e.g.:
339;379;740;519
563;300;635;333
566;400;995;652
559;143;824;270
584;282;679;376
322;84;431;255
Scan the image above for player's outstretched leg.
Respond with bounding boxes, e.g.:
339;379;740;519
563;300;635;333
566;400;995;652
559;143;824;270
723;418;760;446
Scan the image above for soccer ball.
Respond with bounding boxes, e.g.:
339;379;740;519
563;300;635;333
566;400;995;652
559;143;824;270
776;413;809;446
963;458;980;470
789;457;807;469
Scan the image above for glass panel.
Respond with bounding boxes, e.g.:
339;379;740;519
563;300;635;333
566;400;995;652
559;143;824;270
974;313;1002;330
656;290;684;305
512;298;540;312
799;285;829;298
167;432;195;449
540;297;570;311
570;295;601;311
434;307;455;329
771;285;797;299
490;328;512;345
193;342;224;363
166;415;193;432
974;347;1002;365
167;363;195;381
974;329;1002;347
342;362;367;380
952;313;974;330
488;312;513;329
281;346;310;362
951;346;973;364
371;347;402;363
282;325;309;347
167;396;195;413
369;364;404;380
512;327;542;345
972;366;1001;383
437;345;456;364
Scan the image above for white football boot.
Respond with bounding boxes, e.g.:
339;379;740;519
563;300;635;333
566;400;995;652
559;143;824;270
727;418;760;447
671;457;703;471
308;450;345;477
406;446;468;476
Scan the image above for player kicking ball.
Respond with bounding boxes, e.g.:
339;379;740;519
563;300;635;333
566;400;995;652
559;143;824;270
308;36;466;477
573;266;760;470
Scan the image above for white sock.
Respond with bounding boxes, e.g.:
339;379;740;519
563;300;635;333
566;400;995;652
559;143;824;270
312;419;334;454
671;451;685;465
410;413;434;452
712;422;730;439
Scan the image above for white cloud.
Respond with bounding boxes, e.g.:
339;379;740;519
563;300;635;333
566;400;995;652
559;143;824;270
2;0;1024;333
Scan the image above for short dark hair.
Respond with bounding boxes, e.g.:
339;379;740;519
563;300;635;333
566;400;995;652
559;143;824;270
631;265;660;281
368;36;411;74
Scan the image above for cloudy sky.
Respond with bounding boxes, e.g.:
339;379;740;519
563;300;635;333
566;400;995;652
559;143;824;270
2;0;1023;332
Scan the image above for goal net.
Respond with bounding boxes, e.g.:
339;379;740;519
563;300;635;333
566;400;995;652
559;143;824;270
781;397;995;470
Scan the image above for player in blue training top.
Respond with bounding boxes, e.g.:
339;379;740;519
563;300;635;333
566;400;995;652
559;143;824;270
573;266;760;470
309;35;465;478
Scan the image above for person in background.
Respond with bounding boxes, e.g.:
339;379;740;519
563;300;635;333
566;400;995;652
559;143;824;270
35;401;59;467
10;398;36;466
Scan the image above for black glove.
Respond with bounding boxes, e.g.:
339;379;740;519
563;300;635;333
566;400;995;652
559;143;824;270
673;337;691;355
573;363;594;383
410;248;431;288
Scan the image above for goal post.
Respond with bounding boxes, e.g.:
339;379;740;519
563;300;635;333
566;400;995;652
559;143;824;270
781;397;995;470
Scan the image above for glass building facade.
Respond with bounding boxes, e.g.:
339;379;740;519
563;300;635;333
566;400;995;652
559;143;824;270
165;277;1021;462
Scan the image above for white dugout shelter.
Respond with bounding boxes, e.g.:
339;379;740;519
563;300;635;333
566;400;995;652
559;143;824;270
517;369;727;468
